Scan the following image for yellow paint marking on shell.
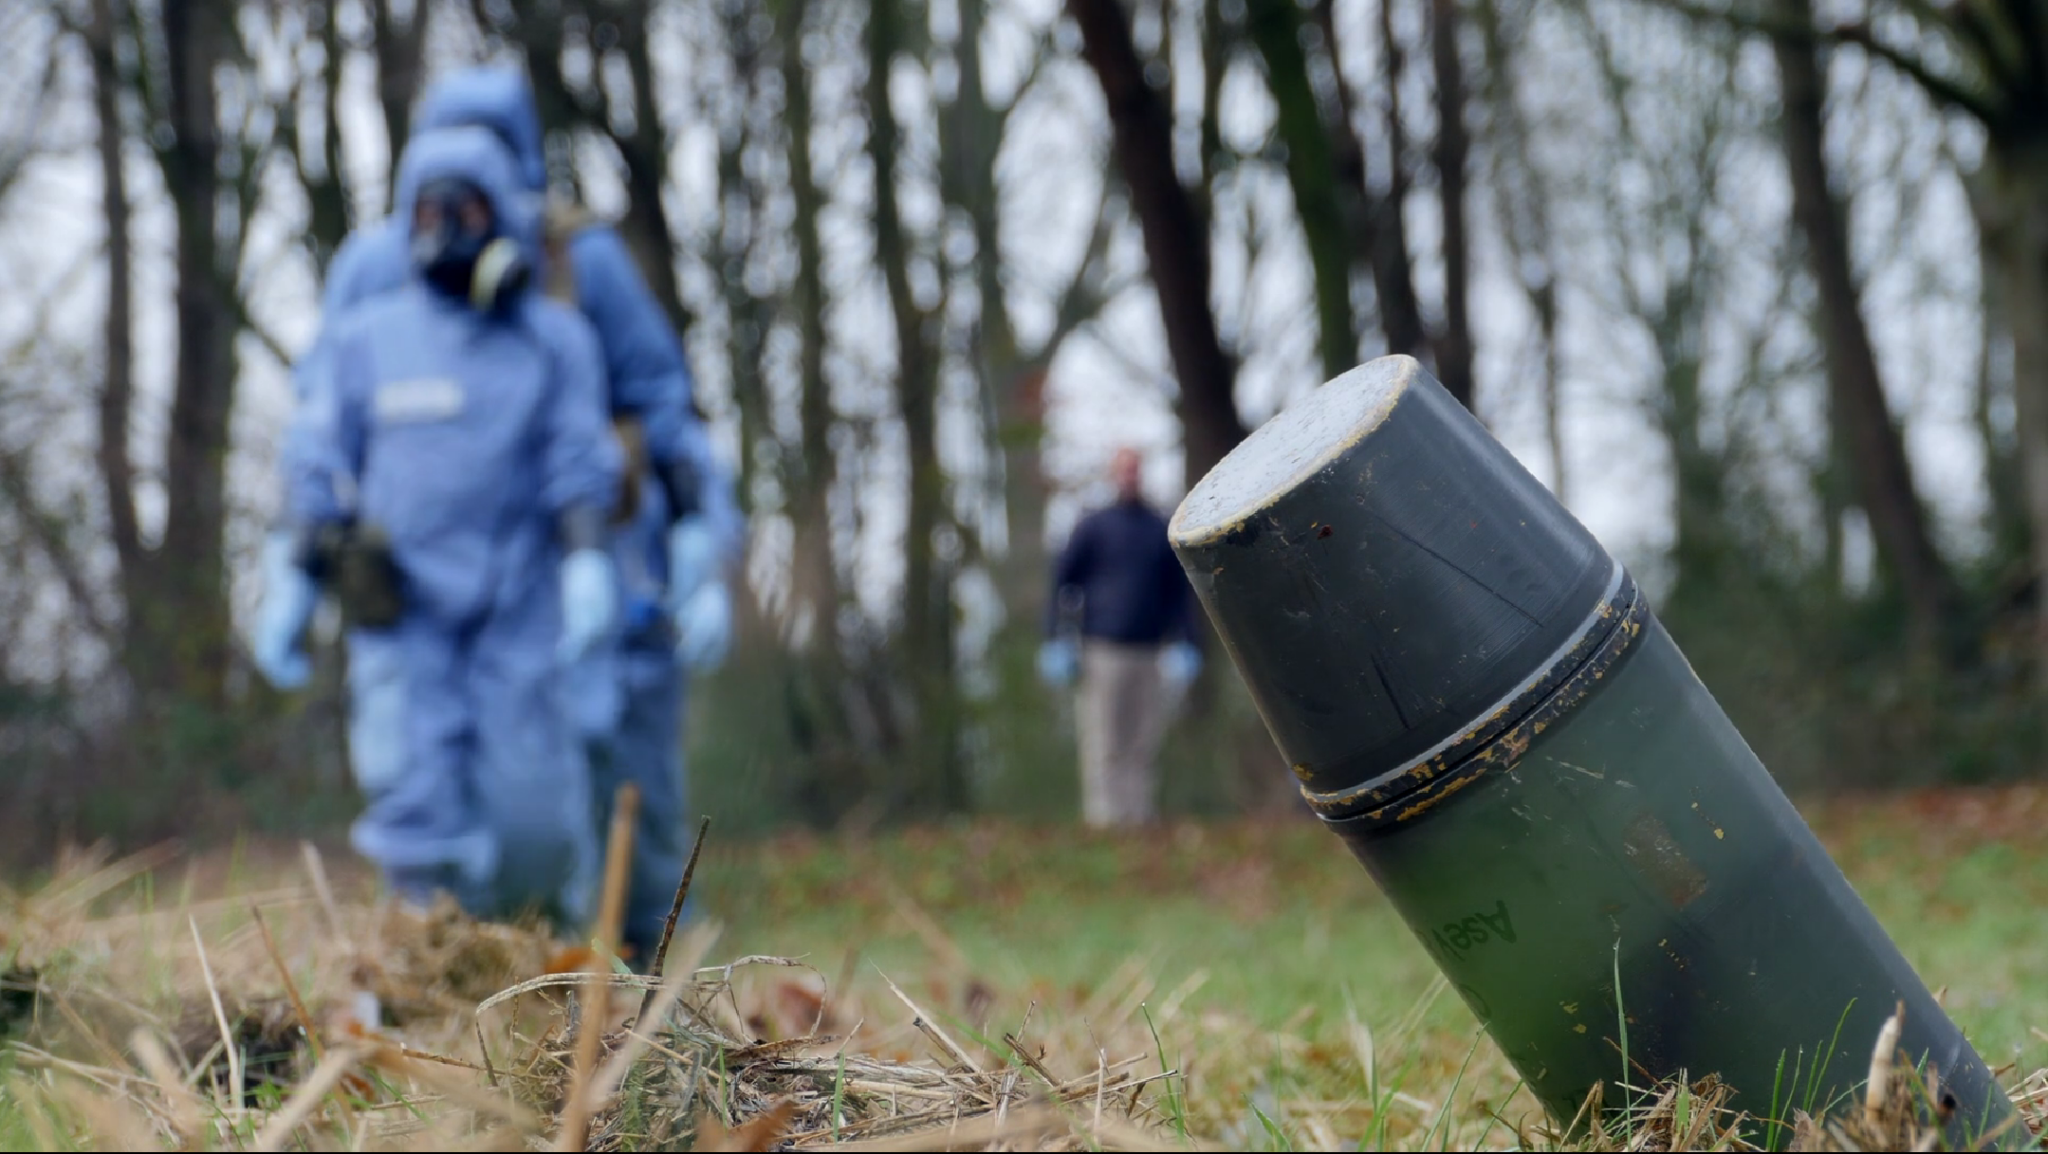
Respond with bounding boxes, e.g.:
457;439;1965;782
1389;767;1484;822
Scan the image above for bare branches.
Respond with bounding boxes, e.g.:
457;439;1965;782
1646;0;2002;123
0;459;113;643
0;1;61;204
85;0;141;594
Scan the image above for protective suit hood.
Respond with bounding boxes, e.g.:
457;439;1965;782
413;67;548;193
393;126;541;288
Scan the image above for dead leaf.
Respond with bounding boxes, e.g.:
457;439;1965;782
694;1097;799;1152
544;947;601;976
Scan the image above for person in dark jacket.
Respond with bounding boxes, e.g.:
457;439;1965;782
1037;446;1204;827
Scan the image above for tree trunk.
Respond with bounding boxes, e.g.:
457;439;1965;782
1975;223;2028;570
1429;0;1475;412
942;0;1055;613
1365;0;1431;363
280;2;352;274
613;3;693;341
785;7;837;649
1659;332;1731;608
1473;0;1563;494
88;0;139;607
1246;0;1356;382
1067;0;1244;490
1537;277;1563;499
371;0;429;204
148;0;234;712
1976;135;2048;681
1311;1;1414;371
869;0;965;814
1771;5;1966;659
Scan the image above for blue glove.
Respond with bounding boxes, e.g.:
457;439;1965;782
666;516;732;672
1161;641;1203;692
1036;639;1079;688
253;532;319;690
673;580;734;673
559;548;618;664
666;516;721;603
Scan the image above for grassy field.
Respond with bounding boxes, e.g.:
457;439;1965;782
4;784;2047;1150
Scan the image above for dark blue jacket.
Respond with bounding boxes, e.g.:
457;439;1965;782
1046;498;1202;648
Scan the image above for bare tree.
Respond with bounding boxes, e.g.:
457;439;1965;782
712;0;772;527
1768;0;1966;661
139;1;240;713
372;0;430;203
87;0;138;618
935;0;1118;619
869;0;966;813
611;3;692;337
780;2;837;653
1362;0;1430;362
1067;0;1245;488
1244;0;1356;382
1475;0;1566;498
280;1;355;272
1429;0;1475;410
1668;0;2048;686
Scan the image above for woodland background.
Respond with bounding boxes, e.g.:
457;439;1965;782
2;0;2044;860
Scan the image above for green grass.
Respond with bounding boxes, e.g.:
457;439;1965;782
5;789;2046;1150
678;795;2048;1146
694;804;2048;1059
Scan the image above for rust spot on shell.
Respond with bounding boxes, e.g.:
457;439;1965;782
1621;812;1709;909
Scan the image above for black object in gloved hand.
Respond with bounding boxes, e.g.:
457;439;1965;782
303;521;406;631
558;504;609;555
610;416;649;524
653;450;702;525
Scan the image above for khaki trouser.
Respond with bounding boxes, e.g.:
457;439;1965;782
1076;640;1175;828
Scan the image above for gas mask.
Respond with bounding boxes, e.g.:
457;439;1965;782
409;176;531;312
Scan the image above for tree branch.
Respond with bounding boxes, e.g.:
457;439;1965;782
1644;0;2001;122
0;443;114;643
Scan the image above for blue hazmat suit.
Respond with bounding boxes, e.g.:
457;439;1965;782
297;65;745;962
279;125;624;926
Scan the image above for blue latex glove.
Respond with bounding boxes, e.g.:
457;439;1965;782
666;517;732;672
559;548;618;663
1036;639;1079;688
666;516;720;604
1161;641;1203;693
673;580;734;673
253;532;320;690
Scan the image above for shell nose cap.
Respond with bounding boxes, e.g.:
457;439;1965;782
1168;355;1618;803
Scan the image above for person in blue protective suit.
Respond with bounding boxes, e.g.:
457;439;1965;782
293;64;745;968
253;124;625;927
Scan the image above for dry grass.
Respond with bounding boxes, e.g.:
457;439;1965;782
2;838;2044;1153
0;840;1207;1152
